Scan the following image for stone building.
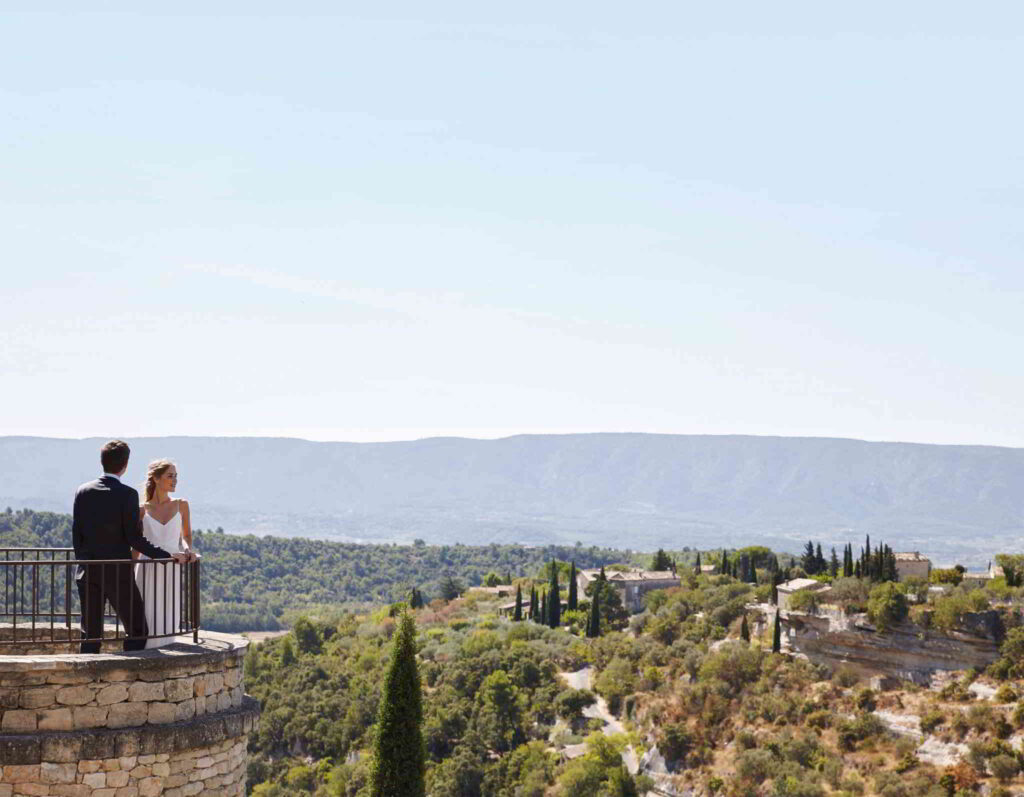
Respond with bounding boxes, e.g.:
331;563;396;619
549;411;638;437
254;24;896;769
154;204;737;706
776;577;830;610
0;628;259;796
576;569;680;613
894;551;931;581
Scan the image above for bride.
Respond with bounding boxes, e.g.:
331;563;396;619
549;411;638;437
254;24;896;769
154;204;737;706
136;459;198;648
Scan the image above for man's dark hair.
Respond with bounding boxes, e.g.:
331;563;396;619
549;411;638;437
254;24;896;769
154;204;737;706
100;440;131;474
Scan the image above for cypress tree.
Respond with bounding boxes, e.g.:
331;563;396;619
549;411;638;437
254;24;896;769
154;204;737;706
540;590;547;626
587;582;601;638
513;585;523;621
770;580;779;606
740;614;750;642
529;587;538;622
854;560;862;579
721;550;728;576
694;551;702;576
568;562;578;611
548;561;561;628
370;612;425;797
772;611;782;653
829;548;839;579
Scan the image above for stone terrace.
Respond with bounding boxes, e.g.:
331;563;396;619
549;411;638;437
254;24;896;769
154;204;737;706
0;630;259;797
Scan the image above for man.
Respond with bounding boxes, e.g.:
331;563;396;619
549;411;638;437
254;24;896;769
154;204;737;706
72;440;191;653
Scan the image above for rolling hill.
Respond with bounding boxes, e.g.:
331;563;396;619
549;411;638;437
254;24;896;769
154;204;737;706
2;433;1021;565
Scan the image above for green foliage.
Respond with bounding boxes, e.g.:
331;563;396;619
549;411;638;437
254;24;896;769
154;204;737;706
995;554;1024;587
866;582;909;631
787;589;821;613
371;613;425;797
651;548;674;571
554;688;596;721
291;616;322;655
930;568;964;586
0;509;626;631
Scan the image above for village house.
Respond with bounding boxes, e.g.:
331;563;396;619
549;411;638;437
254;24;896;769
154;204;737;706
576;568;681;613
894;551;931;581
777;577;831;610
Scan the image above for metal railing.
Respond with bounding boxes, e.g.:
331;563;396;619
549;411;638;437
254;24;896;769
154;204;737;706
1;548;200;649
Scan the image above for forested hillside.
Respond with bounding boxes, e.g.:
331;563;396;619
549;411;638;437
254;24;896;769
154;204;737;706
0;508;627;631
245;561;1024;796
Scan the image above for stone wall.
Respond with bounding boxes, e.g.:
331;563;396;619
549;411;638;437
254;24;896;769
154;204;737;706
0;631;259;796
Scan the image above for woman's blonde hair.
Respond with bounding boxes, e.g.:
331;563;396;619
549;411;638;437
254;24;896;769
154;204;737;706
144;459;175;502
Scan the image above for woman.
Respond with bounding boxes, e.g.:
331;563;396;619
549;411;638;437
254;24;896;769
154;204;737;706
136;459;197;647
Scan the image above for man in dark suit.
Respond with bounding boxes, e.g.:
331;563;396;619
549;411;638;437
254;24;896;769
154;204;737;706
73;440;190;653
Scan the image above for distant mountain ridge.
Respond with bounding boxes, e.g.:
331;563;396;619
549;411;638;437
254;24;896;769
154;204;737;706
2;433;1022;565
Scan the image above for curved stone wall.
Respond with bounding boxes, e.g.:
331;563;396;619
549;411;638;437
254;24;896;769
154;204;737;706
0;631;259;796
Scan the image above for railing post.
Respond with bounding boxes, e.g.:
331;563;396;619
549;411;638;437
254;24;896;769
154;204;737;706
193;559;200;644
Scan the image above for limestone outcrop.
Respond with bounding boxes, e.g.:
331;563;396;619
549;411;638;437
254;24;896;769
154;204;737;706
782;609;1001;684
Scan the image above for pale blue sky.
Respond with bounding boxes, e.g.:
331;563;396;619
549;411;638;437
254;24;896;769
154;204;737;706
2;3;1022;445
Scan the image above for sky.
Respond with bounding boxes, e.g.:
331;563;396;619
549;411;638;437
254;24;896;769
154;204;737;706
2;3;1022;447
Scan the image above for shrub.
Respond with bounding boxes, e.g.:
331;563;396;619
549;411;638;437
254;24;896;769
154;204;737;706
832;665;860;688
854;688;876;712
735;748;776;782
787;589;821;613
994;683;1017;703
919;709;944;735
989;754;1019;783
867;583;909;631
658;722;693;766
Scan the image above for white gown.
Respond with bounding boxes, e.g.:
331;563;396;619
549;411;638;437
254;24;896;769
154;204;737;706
136;508;185;648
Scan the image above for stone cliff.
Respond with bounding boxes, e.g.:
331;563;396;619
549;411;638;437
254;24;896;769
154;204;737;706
782;609;1001;684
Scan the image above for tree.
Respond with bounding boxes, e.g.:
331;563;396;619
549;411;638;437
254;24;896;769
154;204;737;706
770;580;778;606
440;575;463;601
291;616;321;655
529;586;538;621
815;543;826;575
568;562;579;611
475;669;522;752
694;551;702;576
996;554;1024;587
829;548;839;579
721;550;729;576
587;582;601;638
548;561;561;628
279;636;296;666
866;582;909;632
371;612;425;797
651;548;673;571
513;585;523;621
740;614;750;642
408;587;425;609
772;611;781;653
540;590;548;626
801;541;816;575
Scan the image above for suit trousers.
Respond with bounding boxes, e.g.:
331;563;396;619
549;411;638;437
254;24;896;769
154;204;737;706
77;561;149;653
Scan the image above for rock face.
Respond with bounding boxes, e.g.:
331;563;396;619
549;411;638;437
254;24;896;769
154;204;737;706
783;610;1001;684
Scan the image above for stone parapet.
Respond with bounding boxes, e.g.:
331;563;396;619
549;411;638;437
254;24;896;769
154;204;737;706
0;632;259;796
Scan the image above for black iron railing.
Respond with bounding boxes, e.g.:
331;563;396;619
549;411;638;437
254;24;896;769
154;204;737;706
1;548;200;648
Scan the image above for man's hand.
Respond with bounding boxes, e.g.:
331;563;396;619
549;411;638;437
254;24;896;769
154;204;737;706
171;552;190;564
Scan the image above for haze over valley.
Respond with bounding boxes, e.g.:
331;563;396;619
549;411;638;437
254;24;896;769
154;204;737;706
4;433;1021;567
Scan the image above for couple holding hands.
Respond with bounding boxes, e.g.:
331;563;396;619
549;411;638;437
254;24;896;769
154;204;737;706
72;439;200;652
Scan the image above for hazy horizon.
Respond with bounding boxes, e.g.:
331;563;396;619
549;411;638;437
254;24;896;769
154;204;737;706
3;429;1024;451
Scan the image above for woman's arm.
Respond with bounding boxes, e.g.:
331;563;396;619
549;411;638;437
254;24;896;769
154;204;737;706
180;499;193;550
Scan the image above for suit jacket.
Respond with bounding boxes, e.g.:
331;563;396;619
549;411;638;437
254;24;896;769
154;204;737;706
72;476;171;578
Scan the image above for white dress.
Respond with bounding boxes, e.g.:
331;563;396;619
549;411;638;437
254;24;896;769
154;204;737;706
136;507;185;648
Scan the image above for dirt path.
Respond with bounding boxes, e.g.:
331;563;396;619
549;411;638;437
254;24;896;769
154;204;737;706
558;667;639;774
